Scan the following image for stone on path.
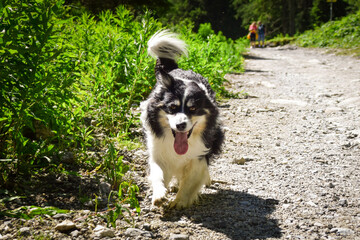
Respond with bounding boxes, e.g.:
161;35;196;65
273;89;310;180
169;233;190;240
55;220;76;232
93;225;115;238
270;99;308;107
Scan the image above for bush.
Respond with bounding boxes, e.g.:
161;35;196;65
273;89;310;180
197;23;215;40
296;11;360;50
64;7;161;137
0;0;77;179
174;22;245;97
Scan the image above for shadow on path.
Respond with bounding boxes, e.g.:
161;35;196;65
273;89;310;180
243;53;273;61
162;189;282;239
244;69;268;73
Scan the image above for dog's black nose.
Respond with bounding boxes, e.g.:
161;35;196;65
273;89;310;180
176;122;187;131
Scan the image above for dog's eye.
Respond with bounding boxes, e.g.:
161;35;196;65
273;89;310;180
189;107;196;111
170;105;177;110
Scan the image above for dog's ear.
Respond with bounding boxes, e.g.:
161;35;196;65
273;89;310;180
156;68;174;89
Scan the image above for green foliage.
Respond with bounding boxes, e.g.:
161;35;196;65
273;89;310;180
0;0;77;178
296;10;360;55
102;142;129;190
0;205;69;219
197;23;215;40
344;0;360;12
267;33;296;46
176;23;245;97
64;7;161;136
0;1;158;184
105;182;140;228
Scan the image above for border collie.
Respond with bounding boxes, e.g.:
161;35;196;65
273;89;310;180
140;30;224;209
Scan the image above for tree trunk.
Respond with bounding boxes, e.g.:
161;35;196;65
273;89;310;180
288;0;296;35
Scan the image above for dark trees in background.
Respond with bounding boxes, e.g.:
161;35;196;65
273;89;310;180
165;0;244;39
65;0;359;39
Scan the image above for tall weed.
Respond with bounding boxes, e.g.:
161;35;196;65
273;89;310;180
65;7;161;136
0;0;77;179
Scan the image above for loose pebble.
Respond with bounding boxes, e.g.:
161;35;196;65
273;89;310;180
55;220;76;232
169;233;190;240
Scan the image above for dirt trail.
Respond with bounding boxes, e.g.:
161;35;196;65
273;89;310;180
213;46;360;239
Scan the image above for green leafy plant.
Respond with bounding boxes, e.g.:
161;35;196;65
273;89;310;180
267;33;296;46
93;141;140;228
0;0;78;182
105;183;140;228
64;6;160;137
197;22;215;40
296;11;360;56
102;142;129;190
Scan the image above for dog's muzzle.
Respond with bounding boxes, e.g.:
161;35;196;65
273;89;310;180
172;122;196;155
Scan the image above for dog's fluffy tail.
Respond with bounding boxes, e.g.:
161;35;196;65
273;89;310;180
147;30;188;62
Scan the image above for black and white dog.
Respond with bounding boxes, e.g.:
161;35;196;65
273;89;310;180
140;30;224;209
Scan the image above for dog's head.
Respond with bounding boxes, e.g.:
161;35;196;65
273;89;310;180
155;68;215;155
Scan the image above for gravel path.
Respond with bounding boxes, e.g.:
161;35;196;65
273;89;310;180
1;46;359;239
215;46;360;239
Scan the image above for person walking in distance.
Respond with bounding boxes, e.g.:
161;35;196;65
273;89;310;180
257;21;266;48
249;22;257;49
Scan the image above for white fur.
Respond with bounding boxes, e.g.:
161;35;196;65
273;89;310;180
146;119;210;208
167;112;192;132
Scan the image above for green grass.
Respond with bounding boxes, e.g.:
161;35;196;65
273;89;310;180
296;11;360;56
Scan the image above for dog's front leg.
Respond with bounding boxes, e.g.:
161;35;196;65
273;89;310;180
149;160;169;206
170;159;209;209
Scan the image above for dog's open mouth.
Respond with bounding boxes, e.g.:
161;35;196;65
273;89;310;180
172;123;196;155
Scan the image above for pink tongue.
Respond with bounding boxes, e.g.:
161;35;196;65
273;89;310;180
174;132;188;155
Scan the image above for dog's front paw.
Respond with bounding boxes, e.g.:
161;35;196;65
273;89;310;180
169;194;199;209
169;185;179;193
168;199;183;209
152;196;167;207
168;199;193;210
151;186;167;207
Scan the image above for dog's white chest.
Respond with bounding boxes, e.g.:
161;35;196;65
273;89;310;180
149;131;208;167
